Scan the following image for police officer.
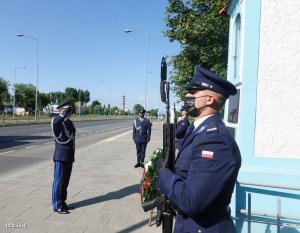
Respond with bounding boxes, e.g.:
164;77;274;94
51;101;76;214
133;108;151;168
175;105;190;150
158;65;241;233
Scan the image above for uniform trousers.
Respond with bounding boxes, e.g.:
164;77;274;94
52;161;73;210
135;142;148;163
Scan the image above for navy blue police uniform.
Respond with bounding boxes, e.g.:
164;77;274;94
158;65;242;233
51;101;76;214
175;106;190;150
133;108;151;168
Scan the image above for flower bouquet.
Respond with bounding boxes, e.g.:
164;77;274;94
140;147;164;203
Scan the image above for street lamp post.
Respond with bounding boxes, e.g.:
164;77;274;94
17;33;39;123
13;66;26;119
124;29;148;109
152;85;161;112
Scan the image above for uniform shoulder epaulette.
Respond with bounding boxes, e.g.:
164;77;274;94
206;122;218;134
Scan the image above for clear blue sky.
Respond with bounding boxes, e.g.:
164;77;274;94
0;0;181;112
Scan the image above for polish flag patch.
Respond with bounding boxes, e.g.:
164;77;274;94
201;150;214;159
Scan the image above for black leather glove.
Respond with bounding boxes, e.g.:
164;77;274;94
65;107;72;115
62;107;72;117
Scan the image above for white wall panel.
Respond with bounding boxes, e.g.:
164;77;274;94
255;0;300;158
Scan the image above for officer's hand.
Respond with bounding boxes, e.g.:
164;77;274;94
65;107;72;115
62;107;71;117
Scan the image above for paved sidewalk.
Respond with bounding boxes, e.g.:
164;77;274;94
0;122;164;233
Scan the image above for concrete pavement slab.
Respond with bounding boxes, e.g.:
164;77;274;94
0;122;165;233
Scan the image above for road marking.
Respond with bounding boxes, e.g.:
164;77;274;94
97;130;132;144
25;145;37;149
44;142;52;145
0;150;15;155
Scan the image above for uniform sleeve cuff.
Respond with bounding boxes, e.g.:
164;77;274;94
158;168;176;198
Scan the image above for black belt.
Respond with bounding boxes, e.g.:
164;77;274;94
177;206;230;218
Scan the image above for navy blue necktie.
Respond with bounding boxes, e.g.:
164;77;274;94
181;123;195;147
185;123;195;136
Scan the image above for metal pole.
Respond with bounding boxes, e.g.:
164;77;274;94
109;80;111;118
35;39;39;123
13;69;16;119
248;193;251;233
144;31;148;109
79;91;81;117
277;197;281;233
124;29;148;109
16;34;39;123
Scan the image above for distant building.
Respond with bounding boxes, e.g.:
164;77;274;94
121;95;125;111
43;104;59;115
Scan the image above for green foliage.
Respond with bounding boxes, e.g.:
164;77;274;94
83;90;90;103
164;0;229;100
15;83;36;109
142;148;164;202
65;87;78;103
38;93;51;109
147;108;158;117
0;77;10;104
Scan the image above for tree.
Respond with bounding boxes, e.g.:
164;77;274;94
39;93;51;109
0;77;10;104
147;108;158;117
83;90;90;103
15;83;36;110
164;0;229;99
88;100;101;114
49;91;65;104
65;87;78;103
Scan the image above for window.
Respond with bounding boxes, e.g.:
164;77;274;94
227;89;240;123
233;14;241;81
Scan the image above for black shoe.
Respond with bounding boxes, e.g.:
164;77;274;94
134;163;141;168
54;208;69;214
140;163;144;168
65;205;75;210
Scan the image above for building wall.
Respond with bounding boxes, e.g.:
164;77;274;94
225;0;300;232
255;0;300;158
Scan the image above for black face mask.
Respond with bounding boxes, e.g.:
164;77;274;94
184;96;200;117
184;95;209;117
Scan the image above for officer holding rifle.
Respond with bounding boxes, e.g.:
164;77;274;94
158;65;241;233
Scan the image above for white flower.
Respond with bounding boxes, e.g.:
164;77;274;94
144;160;152;172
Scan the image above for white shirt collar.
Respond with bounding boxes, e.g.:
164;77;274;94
193;114;214;131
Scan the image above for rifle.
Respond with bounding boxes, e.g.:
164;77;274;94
141;57;175;233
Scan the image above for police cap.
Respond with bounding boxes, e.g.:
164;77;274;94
139;108;146;113
186;65;237;99
56;101;72;110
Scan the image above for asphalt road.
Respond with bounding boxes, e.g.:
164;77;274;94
0;119;133;176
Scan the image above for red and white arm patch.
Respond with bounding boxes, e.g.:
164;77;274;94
200;150;214;159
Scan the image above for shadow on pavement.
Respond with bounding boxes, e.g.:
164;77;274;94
116;219;151;233
0;135;52;149
69;183;139;208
